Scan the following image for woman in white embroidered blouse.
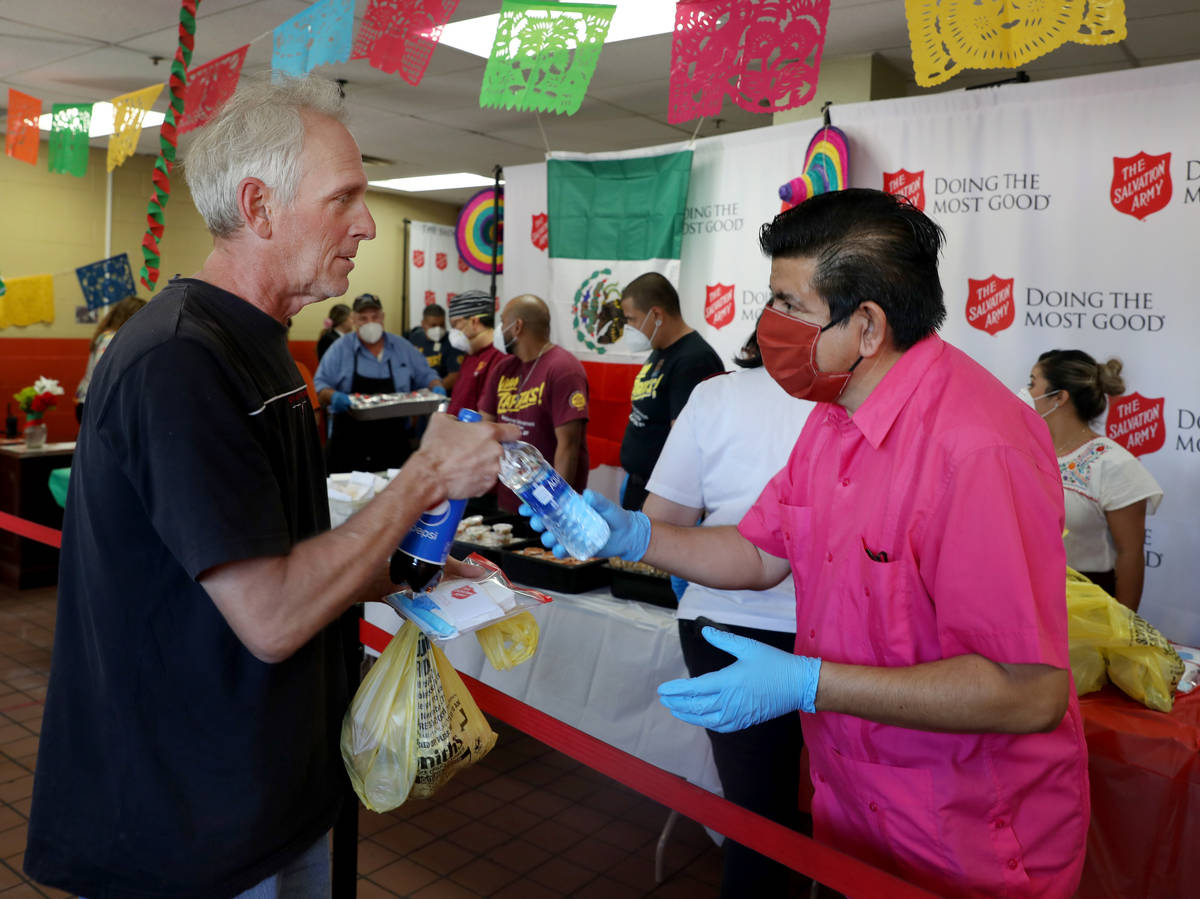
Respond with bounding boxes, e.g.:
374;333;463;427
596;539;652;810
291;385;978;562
1027;350;1163;612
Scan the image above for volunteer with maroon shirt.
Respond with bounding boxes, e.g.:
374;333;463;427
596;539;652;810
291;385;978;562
480;294;590;510
446;290;503;417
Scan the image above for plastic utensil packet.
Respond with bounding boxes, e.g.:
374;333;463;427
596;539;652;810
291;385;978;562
384;553;551;644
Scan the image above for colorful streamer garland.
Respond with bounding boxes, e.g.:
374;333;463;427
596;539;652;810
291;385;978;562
140;0;200;293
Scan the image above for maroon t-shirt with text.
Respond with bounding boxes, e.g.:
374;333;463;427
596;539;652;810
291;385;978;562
480;344;590;510
447;344;503;417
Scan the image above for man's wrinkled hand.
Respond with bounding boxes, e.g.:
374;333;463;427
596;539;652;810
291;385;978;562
415;414;520;499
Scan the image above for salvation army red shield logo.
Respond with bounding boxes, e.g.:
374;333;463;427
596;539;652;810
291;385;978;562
424;290;436;306
531;213;549;252
965;275;1014;336
446;292;456;303
1111;152;1172;220
412;249;425;268
457;256;468;272
705;283;735;330
1106;392;1166;456
435;252;447;270
883;169;925;211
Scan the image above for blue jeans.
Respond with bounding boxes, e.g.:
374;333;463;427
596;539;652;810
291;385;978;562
79;834;331;899
236;833;331;899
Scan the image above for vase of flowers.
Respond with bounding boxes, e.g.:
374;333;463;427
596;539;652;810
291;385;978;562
13;377;64;449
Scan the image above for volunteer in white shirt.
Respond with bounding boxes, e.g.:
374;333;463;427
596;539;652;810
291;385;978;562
643;321;814;897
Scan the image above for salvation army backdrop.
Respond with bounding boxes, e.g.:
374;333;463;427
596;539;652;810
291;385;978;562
503;60;1200;647
406;220;502;330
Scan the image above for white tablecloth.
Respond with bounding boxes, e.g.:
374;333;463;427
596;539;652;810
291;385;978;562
364;588;721;797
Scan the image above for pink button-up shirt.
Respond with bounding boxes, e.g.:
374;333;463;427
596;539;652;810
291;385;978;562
740;335;1089;898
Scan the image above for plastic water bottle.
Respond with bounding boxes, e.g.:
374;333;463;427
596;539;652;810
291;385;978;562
390;408;481;591
498;441;610;559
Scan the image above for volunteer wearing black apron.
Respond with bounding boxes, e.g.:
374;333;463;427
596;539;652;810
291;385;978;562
314;293;445;473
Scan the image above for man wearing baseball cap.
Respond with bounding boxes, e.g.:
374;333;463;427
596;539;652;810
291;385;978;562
314;291;445;472
445;290;502;418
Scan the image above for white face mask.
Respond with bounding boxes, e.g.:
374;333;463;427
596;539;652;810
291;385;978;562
448;327;471;353
1016;387;1057;418
494;322;516;354
623;314;658;353
424;326;446;343
357;321;384;345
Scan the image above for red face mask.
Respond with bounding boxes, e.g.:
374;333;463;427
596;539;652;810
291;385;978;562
758;304;862;403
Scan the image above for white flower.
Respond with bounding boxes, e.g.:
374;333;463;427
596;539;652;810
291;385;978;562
34;376;64;396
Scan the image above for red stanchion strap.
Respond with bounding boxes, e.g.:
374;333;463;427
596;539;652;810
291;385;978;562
0;511;62;548
359;619;937;899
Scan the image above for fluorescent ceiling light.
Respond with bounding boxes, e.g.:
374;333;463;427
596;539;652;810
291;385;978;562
38;101;166;138
439;0;677;58
369;172;501;193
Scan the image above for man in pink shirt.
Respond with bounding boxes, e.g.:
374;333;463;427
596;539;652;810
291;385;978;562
524;189;1089;897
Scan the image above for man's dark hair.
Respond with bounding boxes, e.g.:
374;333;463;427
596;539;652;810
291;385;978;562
423;304;446;319
475;313;495;328
733;314;764;369
622;272;681;317
758;188;946;349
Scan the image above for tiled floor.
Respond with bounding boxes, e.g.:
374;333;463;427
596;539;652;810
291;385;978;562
0;584;736;898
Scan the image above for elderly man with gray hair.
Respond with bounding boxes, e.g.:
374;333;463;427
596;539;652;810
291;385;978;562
25;75;517;898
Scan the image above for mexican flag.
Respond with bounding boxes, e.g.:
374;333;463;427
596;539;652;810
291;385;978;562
547;149;693;362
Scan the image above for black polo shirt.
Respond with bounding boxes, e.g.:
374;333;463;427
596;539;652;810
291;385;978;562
25;278;346;898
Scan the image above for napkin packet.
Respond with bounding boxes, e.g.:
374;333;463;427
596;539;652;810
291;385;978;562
385;554;552;644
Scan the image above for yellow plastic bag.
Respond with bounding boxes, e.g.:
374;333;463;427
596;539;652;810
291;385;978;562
411;635;498;799
340;621;421;812
1066;568;1184;712
475;611;540;670
341;622;499;810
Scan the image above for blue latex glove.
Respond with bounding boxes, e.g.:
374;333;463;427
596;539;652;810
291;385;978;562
431;384;448;396
330;391;352;413
669;575;689;602
657;627;822;732
517;489;651;561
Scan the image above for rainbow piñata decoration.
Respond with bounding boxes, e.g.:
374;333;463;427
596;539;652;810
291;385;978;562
778;124;849;211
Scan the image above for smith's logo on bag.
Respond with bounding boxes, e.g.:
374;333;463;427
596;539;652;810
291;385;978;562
413;250;425;268
705;283;735;330
965;275;1014;335
883;169;925;211
531;212;549;251
1106;392;1165;456
435;252;448;270
1111;152;1172;220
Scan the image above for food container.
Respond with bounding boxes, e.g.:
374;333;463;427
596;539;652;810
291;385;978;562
347;390;444;421
606;563;677;609
499;547;612;594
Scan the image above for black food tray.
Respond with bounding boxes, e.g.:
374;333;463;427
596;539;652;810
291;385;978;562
452;537;537;566
499;549;612;594
607;566;677;609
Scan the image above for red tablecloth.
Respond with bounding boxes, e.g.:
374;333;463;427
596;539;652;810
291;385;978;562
1076;685;1200;898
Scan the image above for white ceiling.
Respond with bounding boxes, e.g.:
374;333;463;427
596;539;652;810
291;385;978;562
3;0;1198;205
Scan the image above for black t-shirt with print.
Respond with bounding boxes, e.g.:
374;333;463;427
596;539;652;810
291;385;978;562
25;278;346;899
406;326;464;378
620;330;724;481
